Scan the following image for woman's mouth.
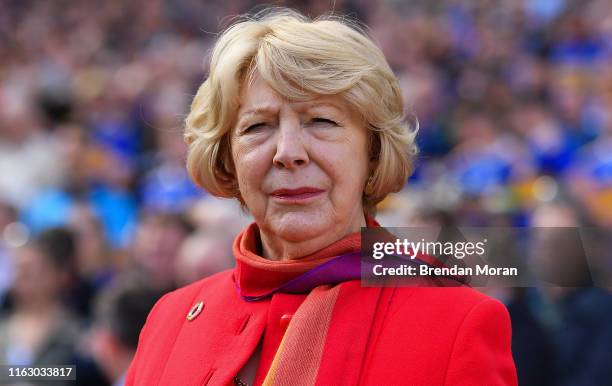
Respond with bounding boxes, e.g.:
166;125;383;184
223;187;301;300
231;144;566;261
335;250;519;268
270;187;325;202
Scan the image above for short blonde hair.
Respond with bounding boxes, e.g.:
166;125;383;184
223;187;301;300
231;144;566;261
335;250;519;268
185;8;417;215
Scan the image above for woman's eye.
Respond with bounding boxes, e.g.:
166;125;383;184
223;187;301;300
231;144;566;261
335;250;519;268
310;118;338;126
244;123;267;132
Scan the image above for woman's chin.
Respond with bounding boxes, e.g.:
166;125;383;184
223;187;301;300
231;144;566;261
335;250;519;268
266;212;331;243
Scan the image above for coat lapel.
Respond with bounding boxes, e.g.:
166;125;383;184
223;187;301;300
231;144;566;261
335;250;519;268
159;278;269;385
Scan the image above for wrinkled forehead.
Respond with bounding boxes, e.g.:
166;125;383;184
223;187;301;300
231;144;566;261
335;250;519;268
237;73;352;116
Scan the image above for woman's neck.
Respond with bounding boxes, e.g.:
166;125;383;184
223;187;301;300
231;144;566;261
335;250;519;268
259;214;366;261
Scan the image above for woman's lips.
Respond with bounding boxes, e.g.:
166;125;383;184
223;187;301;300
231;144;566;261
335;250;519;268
270;187;325;201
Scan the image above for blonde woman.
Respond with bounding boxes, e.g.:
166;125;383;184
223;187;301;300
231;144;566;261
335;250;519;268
126;9;517;386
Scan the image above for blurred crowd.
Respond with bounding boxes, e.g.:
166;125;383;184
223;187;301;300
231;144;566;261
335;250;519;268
0;0;611;385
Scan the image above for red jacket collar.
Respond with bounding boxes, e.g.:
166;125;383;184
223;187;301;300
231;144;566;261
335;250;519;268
232;217;379;298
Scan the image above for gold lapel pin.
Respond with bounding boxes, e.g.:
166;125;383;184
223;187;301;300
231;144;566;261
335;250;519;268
187;301;204;321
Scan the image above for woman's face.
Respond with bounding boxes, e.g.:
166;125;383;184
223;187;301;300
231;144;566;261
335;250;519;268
231;75;370;245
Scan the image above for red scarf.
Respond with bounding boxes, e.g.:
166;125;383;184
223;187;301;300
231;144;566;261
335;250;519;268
233;217;379;299
231;218;379;385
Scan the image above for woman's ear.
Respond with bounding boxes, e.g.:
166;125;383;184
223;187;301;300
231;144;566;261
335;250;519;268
219;135;239;191
224;148;245;205
367;130;381;162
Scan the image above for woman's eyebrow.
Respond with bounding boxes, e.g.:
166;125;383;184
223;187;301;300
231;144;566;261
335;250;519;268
240;105;277;116
237;106;278;122
297;101;345;114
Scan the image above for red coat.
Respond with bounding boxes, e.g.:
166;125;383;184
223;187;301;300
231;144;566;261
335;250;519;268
126;275;517;385
126;224;517;386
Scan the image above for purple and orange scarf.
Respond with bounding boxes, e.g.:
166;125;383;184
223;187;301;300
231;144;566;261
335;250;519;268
232;219;463;385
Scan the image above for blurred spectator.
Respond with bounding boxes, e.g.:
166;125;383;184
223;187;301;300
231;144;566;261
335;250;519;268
506;287;557;386
20;122;138;248
531;199;612;386
90;278;163;386
188;197;252;239
68;203;115;291
0;202;19;306
175;230;234;286
0;95;63;210
0;228;79;367
130;212;194;290
0;227;106;385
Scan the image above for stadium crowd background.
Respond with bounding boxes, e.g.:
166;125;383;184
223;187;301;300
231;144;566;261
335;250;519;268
0;0;611;385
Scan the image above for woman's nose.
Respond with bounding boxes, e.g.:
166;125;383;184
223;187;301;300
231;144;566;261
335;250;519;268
272;121;309;169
